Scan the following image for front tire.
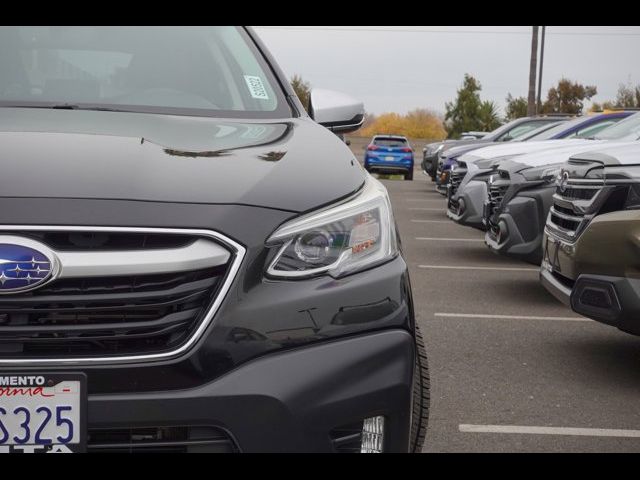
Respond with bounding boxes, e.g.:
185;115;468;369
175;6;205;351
409;324;430;453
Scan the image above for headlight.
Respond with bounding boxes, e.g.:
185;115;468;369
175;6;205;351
624;184;640;210
475;154;519;170
266;177;399;279
521;164;564;182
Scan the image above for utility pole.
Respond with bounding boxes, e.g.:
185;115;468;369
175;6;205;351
528;26;539;117
537;26;547;114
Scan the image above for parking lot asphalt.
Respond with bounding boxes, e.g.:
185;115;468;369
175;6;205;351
381;174;640;453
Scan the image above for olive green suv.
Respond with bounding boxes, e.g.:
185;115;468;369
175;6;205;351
541;142;640;335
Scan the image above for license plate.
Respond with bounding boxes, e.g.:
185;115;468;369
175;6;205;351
385;156;395;161
0;373;86;453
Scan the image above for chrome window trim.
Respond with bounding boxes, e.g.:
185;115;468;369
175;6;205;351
0;225;246;366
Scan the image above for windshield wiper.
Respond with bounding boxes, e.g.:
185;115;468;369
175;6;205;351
0;102;128;113
51;104;125;112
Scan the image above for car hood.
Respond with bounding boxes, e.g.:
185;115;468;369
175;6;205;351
443;139;491;155
460;139;597;165
0;108;365;213
504;141;636;173
568;142;640;167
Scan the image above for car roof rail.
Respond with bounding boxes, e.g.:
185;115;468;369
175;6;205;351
590;107;640;114
535;113;575;118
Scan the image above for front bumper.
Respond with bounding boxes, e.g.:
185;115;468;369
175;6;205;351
542;209;640;335
447;180;488;230
571;275;640;335
422;153;438;178
485;187;555;265
88;329;415;452
541;267;640;336
540;265;572;307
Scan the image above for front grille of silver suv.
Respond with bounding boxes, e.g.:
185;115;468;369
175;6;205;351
547;176;632;241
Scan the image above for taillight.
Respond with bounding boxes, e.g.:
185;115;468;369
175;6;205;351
368;145;379;151
402;148;413;153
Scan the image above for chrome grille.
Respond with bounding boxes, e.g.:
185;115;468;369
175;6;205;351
488;184;509;217
0;227;245;365
547;180;605;240
557;185;599;201
449;169;467;196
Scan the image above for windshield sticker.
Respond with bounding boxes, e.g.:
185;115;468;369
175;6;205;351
244;76;270;100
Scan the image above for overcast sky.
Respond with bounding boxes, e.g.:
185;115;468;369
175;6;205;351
254;26;640;116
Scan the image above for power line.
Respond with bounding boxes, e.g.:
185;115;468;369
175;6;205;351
254;26;640;37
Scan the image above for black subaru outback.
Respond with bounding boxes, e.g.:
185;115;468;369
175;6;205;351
0;26;429;453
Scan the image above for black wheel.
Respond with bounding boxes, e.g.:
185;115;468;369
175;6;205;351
405;171;414;181
410;324;430;453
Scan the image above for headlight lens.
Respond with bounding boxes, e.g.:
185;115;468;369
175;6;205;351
266;177;398;279
521;164;564;182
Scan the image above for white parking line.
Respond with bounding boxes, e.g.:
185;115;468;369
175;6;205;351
459;424;640;439
419;265;538;272
435;313;589;322
411;220;451;224
416;237;485;242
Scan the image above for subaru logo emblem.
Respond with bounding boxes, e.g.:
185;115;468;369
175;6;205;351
0;237;58;294
559;171;570;193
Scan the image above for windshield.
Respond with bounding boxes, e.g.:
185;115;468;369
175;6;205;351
528;115;625;141
594;112;640;141
484;118;560;142
519;121;566;141
0;26;290;118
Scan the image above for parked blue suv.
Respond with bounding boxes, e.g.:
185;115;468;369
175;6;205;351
364;135;414;181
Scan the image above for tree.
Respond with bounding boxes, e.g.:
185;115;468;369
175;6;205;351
541;79;597;115
611;82;640;108
592;83;640;111
290;74;311;114
403;108;447;139
505;94;528;120
444;74;483;139
444;74;503;138
358;109;446;141
528;26;539;116
477;101;502;131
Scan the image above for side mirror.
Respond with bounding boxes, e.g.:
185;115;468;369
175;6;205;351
309;89;365;134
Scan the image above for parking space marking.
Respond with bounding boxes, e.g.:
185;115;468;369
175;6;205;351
409;207;446;212
411;220;451;224
419;265;538;272
435;313;589;322
459;424;640;439
416;237;485;242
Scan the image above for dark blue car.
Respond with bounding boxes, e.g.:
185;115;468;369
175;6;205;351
364;135;414;181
